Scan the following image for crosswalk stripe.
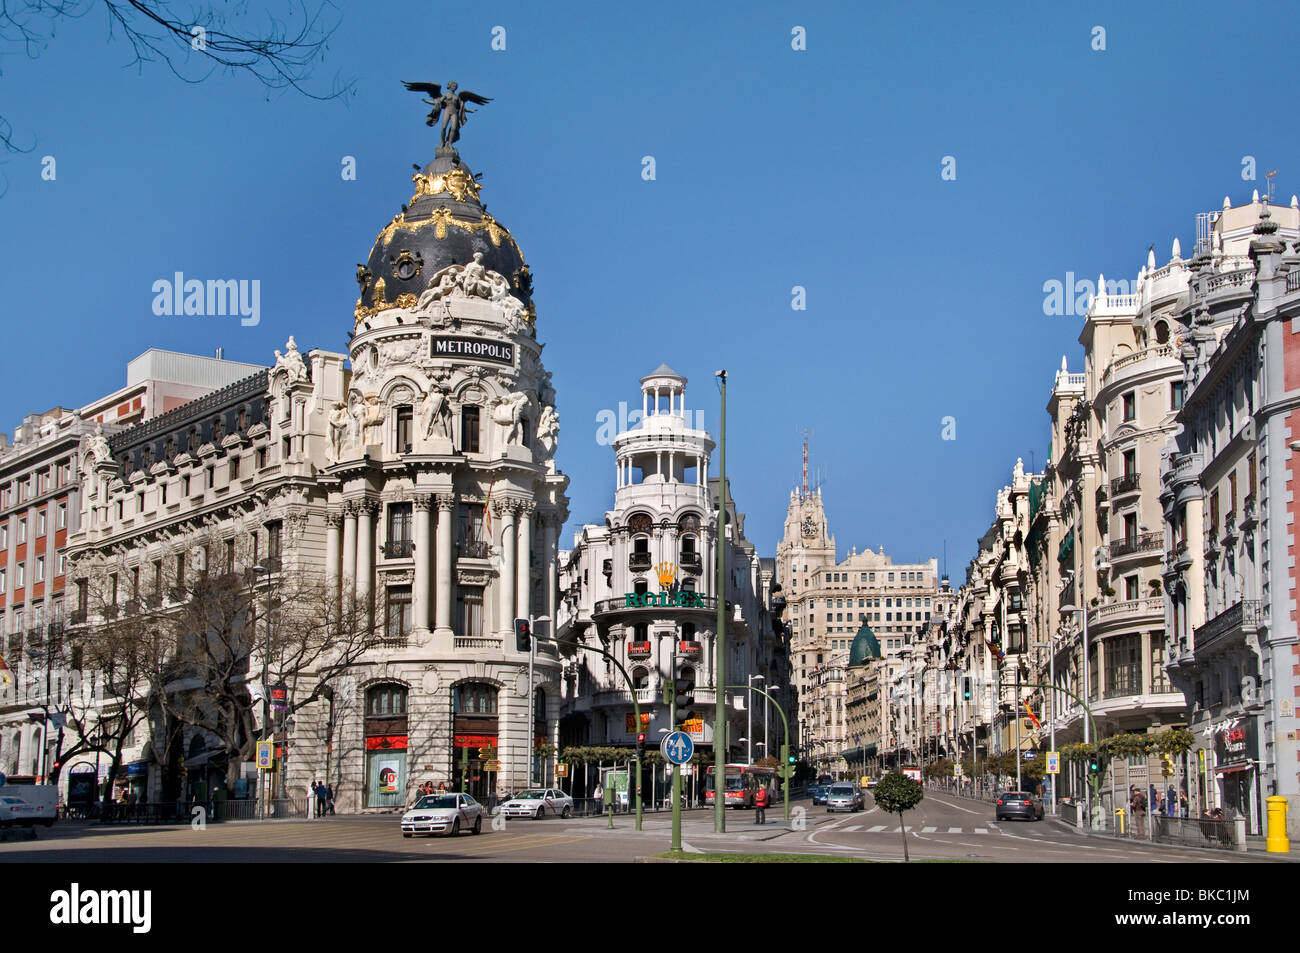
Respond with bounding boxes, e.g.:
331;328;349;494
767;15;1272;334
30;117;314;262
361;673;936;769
867;824;887;833
948;827;963;833
842;825;862;832
974;827;988;834
921;826;937;833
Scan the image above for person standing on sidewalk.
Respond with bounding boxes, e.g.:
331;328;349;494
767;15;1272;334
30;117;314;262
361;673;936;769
754;783;768;825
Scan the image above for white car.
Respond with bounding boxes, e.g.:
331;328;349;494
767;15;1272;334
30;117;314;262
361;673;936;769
401;793;484;837
500;788;574;819
0;795;49;828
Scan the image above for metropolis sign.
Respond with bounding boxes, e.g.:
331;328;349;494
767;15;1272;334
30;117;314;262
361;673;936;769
430;335;514;365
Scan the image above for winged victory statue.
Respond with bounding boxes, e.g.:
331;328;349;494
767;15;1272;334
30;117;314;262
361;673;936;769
402;80;493;146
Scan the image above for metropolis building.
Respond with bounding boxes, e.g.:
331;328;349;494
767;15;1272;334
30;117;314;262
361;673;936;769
64;127;569;809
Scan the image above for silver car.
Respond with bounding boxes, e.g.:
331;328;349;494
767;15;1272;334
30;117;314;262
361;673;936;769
825;783;864;813
501;788;574;819
401;793;484;837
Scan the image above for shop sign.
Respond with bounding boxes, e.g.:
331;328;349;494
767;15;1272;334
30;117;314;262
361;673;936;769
365;735;409;750
624;591;706;609
430;336;514;366
454;734;498;748
681;714;704;736
625;712;651;733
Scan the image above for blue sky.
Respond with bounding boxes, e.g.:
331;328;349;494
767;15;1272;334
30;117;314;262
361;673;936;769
2;0;1297;575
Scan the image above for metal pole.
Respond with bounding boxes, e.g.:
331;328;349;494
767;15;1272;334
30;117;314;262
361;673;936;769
671;639;681;851
1015;666;1022;792
262;572;271;819
1048;637;1057;815
747;676;753;766
528;614;535;788
727;684;789;821
713;369;727;834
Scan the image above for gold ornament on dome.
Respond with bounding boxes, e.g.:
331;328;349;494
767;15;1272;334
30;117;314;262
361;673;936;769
353;275;420;325
372;210;522;259
411;168;482;204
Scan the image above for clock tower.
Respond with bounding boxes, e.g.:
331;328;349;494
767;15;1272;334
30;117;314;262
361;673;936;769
776;438;835;596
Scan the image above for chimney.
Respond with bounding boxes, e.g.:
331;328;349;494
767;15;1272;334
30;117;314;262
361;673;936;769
215;347;225;360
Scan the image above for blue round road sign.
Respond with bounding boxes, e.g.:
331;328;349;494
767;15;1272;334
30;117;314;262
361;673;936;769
661;731;694;765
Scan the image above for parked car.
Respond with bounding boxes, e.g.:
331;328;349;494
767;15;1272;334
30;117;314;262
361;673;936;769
825;783;865;813
994;791;1044;822
0;795;49;828
2;785;56;824
500;788;574;819
401;793;484;837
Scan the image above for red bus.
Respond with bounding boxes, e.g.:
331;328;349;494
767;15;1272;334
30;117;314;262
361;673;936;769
704;764;776;809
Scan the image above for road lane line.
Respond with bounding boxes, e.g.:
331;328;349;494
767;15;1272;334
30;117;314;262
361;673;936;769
921;826;937;833
924;794;983;815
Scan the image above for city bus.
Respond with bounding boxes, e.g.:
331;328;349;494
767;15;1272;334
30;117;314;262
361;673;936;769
704;764;777;809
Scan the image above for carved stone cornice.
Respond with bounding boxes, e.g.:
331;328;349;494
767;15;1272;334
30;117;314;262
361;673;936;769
325;510;344;528
515;500;537;517
413;494;434;511
342;501;361;517
435;494;456;512
357;499;381;516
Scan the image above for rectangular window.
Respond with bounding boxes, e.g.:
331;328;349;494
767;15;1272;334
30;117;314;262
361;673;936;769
457;586;484;637
386;586;413;641
225;539;236;575
1123;392;1136;422
387;503;413;543
1150;644;1171;693
16;563;24;589
1210;489;1220;537
267;521;282;561
1124;513;1137;542
1125;575;1138;600
458;503;485;551
395;405;414;453
0;568;5;594
17;519;26;544
230;456;241;481
1228;470;1237;515
461;406;481;453
1171;381;1185;411
1123;449;1136;478
1248;451;1257;495
57;502;66;529
37;511;46;537
35;557;44;583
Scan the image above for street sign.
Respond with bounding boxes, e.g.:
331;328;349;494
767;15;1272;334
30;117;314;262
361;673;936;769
660;731;693;765
256;740;274;770
1023;752;1036;761
555;763;569;778
1046;750;1060;775
953;764;962;778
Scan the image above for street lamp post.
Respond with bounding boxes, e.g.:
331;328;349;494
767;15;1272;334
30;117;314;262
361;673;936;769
1059;602;1093;824
1031;638;1058;815
747;674;763;765
253;562;274;818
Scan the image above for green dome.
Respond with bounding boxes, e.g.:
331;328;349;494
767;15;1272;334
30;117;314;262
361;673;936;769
849;622;881;666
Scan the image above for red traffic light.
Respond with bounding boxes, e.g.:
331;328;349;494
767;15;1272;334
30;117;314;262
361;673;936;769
637;733;646;743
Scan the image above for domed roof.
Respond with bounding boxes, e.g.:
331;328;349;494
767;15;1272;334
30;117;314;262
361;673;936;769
355;146;532;323
849;622;881;666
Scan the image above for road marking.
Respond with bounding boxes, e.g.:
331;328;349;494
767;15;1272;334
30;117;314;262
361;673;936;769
867;825;888;833
921;826;937;833
974;828;988;834
924;794;983;815
947;827;963;834
842;825;862;832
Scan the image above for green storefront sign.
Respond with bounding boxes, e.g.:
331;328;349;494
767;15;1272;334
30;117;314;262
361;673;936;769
624;591;706;609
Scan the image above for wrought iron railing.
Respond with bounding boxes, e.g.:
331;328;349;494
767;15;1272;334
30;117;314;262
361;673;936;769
1194;600;1262;653
1110;532;1163;559
383;539;414;558
1110;474;1142;496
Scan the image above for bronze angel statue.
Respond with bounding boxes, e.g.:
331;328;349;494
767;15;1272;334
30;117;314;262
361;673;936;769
402;80;493;146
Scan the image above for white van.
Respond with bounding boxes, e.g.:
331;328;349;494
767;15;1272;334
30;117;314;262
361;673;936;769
2;784;58;824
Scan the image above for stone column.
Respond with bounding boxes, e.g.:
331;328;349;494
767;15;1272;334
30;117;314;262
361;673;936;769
516;502;534;622
413;495;433;631
496;501;516;634
355;500;376;614
544;515;558;637
341;502;358;593
325;510;342;602
435;494;455;636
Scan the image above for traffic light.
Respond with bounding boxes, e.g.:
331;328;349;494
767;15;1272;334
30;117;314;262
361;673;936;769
1088;756;1101;775
674;660;695;709
663;679;674;707
514;617;531;652
962;677;971;700
777;744;795;780
636;732;646;756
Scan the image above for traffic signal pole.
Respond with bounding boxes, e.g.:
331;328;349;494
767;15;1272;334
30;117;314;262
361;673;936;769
535;633;645;830
714;370;727;835
670;639;681;851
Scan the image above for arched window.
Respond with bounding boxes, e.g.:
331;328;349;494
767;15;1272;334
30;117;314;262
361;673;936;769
1154;320;1170;344
631;666;650;689
454;682;498;715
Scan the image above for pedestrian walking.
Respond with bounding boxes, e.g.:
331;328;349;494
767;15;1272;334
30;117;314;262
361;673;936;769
314;780;328;818
326;783;336;815
754;784;768;825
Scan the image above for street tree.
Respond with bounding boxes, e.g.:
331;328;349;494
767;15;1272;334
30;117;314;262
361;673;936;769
873;771;924;862
0;1;354;154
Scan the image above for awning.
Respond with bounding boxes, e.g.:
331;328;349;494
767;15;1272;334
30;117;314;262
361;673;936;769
1057;530;1075;564
1214;762;1253;775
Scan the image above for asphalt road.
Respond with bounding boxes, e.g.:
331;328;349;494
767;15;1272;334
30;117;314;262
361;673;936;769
0;792;1272;862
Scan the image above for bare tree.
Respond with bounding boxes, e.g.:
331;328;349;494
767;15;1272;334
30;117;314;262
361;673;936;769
1;1;353;153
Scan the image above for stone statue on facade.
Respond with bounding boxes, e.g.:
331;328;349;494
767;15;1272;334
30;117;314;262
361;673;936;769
420;386;453;441
536;404;559;473
273;336;309;384
88;423;112;464
491;392;529;445
327;401;351;462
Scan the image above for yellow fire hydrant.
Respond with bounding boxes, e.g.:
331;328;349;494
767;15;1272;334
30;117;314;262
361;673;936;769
1115;807;1126;835
1266;795;1289;853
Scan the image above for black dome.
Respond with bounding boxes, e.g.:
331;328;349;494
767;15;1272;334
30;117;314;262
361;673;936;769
355;146;531;321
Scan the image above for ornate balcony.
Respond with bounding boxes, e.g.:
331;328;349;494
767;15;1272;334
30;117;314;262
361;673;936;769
1194;600;1262;656
629;552;652;572
679;551;702;573
1110;532;1163;560
458;539;491;559
1241;494;1258;530
1110;473;1142;497
382;538;414;559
